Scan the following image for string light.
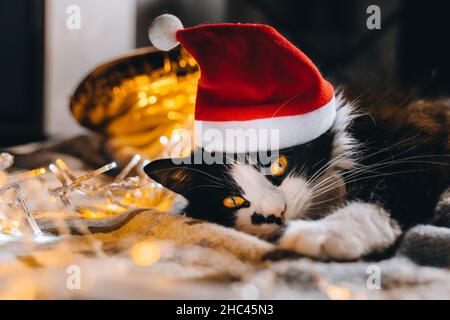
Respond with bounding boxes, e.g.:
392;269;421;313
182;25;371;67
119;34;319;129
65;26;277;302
131;241;161;267
314;275;353;300
9;167;46;183
0;182;42;236
115;154;141;182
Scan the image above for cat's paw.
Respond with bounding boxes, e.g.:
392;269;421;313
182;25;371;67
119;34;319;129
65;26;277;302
278;220;368;260
279;202;401;261
278;202;401;260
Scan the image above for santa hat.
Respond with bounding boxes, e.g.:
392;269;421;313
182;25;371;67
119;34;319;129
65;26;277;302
149;14;336;153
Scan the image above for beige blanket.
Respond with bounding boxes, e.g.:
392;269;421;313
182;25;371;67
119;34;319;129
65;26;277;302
1;136;449;299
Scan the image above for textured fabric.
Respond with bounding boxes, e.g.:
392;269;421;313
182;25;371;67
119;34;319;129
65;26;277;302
397;225;450;268
3;136;450;299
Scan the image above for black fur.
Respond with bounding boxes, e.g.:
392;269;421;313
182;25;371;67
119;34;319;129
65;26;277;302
346;96;449;228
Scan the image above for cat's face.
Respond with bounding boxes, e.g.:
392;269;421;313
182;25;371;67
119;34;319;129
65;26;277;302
144;99;353;239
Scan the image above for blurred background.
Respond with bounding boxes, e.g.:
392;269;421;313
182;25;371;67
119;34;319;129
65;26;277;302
0;0;449;147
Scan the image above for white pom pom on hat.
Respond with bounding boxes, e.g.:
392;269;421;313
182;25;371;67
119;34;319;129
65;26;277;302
148;14;183;51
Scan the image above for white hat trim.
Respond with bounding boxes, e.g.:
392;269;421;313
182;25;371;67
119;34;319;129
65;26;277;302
194;97;336;153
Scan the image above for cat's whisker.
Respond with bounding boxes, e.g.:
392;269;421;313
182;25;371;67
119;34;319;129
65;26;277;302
223;168;245;194
311;164;410;198
183;184;227;193
310;168;430;201
354;133;422;164
342;168;430;186
348;152;449;174
307;154;346;185
304;134;447;214
309;151;450;201
309;195;343;208
309;172;344;193
148;166;228;188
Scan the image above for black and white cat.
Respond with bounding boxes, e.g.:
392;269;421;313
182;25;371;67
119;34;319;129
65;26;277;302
144;93;450;261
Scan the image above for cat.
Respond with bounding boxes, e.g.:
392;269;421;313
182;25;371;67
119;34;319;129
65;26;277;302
144;92;450;261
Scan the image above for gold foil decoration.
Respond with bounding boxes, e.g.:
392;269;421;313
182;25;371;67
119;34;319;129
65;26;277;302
70;46;199;166
70;46;199;212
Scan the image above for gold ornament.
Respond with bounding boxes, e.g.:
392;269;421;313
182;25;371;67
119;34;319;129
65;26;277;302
70;46;200;213
70;46;199;167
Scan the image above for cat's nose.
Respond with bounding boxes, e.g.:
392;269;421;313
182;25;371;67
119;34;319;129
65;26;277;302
273;205;286;218
259;193;286;218
251;212;284;225
267;201;286;219
251;204;286;225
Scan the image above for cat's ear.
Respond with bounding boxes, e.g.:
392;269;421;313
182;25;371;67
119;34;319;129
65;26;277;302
143;157;195;196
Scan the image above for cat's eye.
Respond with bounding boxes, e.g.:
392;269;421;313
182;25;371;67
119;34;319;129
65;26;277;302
223;196;246;209
270;155;288;177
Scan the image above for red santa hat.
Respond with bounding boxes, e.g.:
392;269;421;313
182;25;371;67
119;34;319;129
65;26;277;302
149;14;336;153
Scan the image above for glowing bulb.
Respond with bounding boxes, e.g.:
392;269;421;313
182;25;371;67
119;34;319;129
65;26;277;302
131;241;161;267
10;167;46;182
326;285;351;300
0;220;19;235
174;95;186;104
164;99;175;108
171;133;181;143
107;204;119;211
138;92;147;99
164;57;171;72
148;95;157;104
188;58;196;67
159;136;169;145
138;99;148;108
167;111;182;120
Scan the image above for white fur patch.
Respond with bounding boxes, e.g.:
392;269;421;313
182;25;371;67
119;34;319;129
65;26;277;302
231;165;286;238
278;174;312;220
278;202;401;260
329;93;359;170
231;165;316;238
231;165;285;215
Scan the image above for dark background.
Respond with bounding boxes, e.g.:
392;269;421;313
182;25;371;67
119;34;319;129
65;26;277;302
1;0;449;146
0;0;44;146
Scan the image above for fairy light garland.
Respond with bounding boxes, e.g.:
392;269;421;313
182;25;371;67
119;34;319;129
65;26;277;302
0;97;191;234
0;152;172;238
